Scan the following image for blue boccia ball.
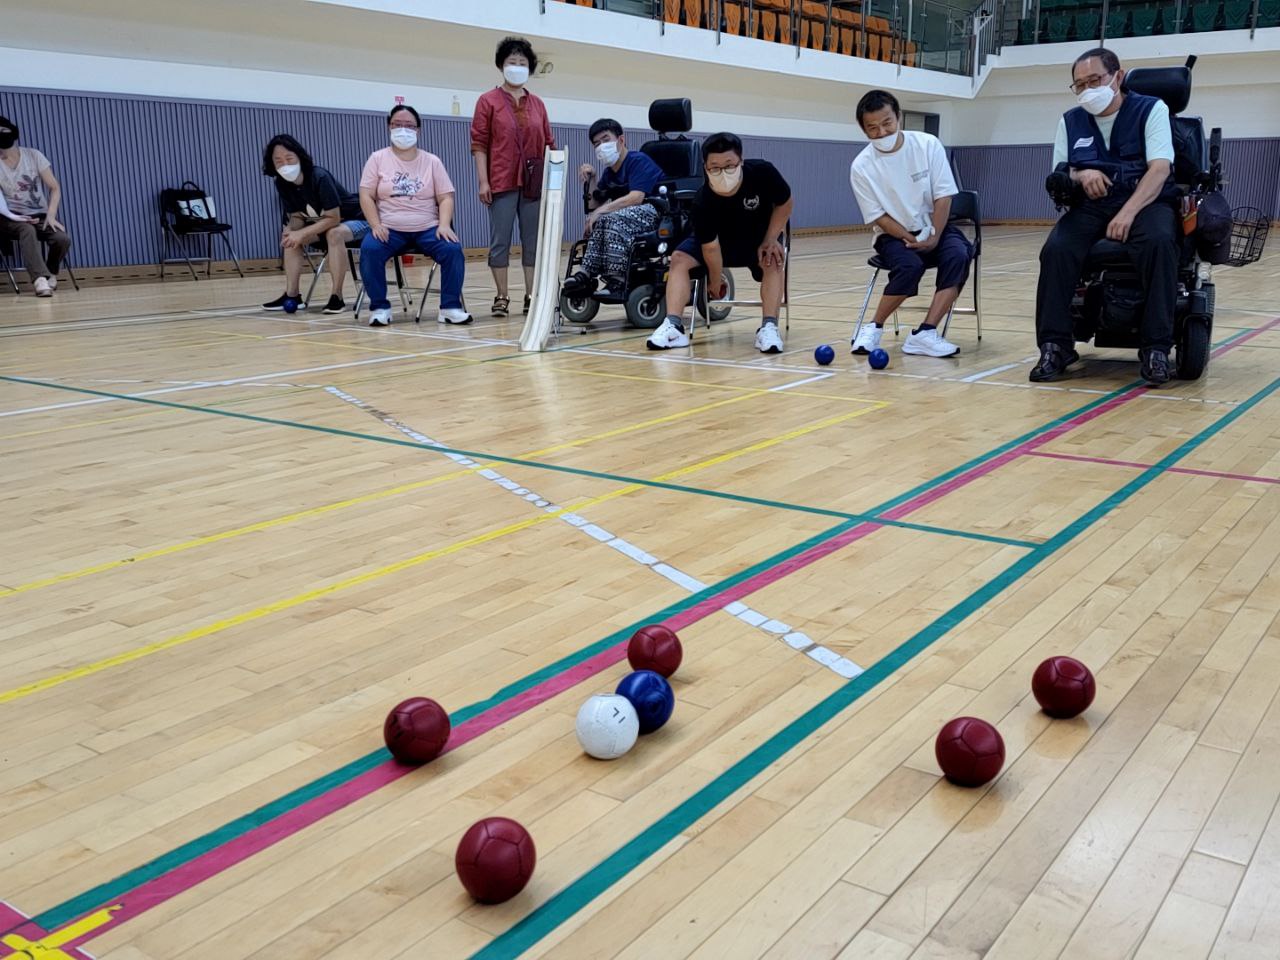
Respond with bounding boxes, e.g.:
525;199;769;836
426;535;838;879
615;670;675;735
814;344;835;366
283;297;299;314
868;348;890;370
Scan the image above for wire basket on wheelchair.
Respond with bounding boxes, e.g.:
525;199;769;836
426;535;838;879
1226;207;1270;267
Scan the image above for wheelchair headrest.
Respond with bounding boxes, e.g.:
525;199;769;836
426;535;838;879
649;98;693;134
1124;66;1191;115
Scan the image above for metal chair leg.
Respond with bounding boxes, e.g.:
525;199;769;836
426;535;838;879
415;261;439;323
221;233;244;278
852;267;880;343
304;252;327;306
974;252;982;340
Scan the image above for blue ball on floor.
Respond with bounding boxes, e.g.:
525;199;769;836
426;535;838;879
869;348;890;370
615;670;675;735
814;344;835;366
283;297;299;314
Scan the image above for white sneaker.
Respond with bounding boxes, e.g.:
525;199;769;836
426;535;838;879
368;307;392;327
34;277;52;297
438;307;473;325
646;317;690;350
47;277;58;291
755;323;784;354
902;327;959;358
851;322;883;355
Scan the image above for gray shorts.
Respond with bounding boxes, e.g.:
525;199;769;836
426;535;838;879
488;190;541;268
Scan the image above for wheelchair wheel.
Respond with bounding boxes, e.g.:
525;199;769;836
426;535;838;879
695;269;735;322
1176;317;1211;380
559;292;600;325
624;284;665;328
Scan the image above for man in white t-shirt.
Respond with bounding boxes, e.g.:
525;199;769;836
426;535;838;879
0;115;72;298
848;90;972;359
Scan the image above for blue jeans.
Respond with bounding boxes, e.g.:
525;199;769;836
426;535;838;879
359;226;465;311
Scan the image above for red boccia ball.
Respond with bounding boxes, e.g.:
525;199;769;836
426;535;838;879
1032;656;1096;719
383;697;451;764
455;817;537;903
935;717;1005;787
627;624;683;678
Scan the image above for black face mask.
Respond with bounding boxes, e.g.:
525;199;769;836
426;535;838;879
0;134;16;150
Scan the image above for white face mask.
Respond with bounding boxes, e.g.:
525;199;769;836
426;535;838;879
1076;80;1116;116
871;131;900;153
708;166;743;196
389;127;418;149
276;163;302;183
503;64;529;87
595;140;620;165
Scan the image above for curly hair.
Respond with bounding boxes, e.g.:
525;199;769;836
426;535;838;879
495;36;537;73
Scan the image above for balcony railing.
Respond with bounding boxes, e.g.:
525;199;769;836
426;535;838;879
998;0;1278;46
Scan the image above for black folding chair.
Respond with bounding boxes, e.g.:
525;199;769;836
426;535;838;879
0;225;80;292
851;189;983;342
159;181;244;281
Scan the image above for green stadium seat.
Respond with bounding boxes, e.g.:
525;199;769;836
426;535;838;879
1223;0;1252;28
1046;12;1073;41
1131;7;1158;34
1075;11;1100;38
1190;3;1221;30
1106;9;1130;36
1259;0;1280;25
1017;16;1037;43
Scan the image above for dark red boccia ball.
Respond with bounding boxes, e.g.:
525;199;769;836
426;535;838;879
627;624;683;678
455;817;537;903
383;697;450;764
1032;656;1096;719
935;717;1005;787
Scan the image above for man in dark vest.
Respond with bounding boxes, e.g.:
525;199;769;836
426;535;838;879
1030;47;1179;385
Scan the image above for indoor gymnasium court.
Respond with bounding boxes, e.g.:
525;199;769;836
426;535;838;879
3;2;1280;959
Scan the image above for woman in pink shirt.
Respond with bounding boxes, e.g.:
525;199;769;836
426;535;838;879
471;37;555;317
358;104;471;328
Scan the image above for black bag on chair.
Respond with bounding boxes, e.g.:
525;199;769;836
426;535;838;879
163;181;219;232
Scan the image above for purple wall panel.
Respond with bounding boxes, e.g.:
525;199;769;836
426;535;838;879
1;86;1276;270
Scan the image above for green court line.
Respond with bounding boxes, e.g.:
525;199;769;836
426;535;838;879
0;375;1035;550
471;375;1280;959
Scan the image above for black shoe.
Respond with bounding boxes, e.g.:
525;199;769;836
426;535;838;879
1139;347;1172;386
602;276;628;299
562;272;595;297
322;295;346;315
1028;343;1079;382
262;293;290;311
523;295;531;314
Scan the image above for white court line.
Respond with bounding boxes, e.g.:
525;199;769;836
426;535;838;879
959;357;1037;382
0;343;494;419
769;372;835;392
324;384;863;680
0;305;258;337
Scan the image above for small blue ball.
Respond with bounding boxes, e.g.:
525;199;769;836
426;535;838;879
814;344;835;366
283;297;299;314
869;348;890;370
615;670;675;735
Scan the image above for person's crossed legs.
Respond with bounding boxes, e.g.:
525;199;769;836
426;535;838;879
852;224;969;359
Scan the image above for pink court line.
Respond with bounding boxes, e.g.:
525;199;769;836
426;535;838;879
45;317;1279;950
1028;450;1280;485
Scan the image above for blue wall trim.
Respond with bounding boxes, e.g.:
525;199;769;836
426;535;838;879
1;87;1276;271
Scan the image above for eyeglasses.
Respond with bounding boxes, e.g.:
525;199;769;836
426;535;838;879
1069;72;1113;96
706;162;741;176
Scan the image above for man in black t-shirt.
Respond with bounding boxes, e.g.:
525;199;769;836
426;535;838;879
261;134;370;313
648;132;793;353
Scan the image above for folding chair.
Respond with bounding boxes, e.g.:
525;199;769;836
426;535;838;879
689;223;792;342
0;229;80;291
851;189;983;344
301;238;362;308
159;182;244;281
352;245;467;324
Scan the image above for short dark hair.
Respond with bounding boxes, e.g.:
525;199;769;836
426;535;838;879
496;36;537;73
856;90;900;127
702;131;743;159
388;104;421;128
0;115;16;138
589;118;623;142
1073;47;1121;75
261;134;316;179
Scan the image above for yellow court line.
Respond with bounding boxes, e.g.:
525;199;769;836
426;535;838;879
0;399;885;703
0;409;169;441
0;392;763;598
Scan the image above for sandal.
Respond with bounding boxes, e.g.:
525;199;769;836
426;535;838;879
491;296;510;317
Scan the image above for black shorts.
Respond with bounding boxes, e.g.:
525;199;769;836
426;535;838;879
675;236;765;282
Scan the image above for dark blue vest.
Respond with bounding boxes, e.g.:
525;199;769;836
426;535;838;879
1064;92;1176;200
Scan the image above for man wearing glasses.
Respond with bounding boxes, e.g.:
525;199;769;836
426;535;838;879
1030;47;1178;384
648;132;793;353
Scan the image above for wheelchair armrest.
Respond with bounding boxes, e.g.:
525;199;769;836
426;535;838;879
672;189;698;202
1045;163;1081;211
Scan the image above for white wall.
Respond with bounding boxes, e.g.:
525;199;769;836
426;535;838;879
3;0;1279;147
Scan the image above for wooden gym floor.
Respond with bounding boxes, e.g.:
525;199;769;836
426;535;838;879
2;226;1279;960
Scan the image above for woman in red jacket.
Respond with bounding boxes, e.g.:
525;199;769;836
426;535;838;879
471;36;556;317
